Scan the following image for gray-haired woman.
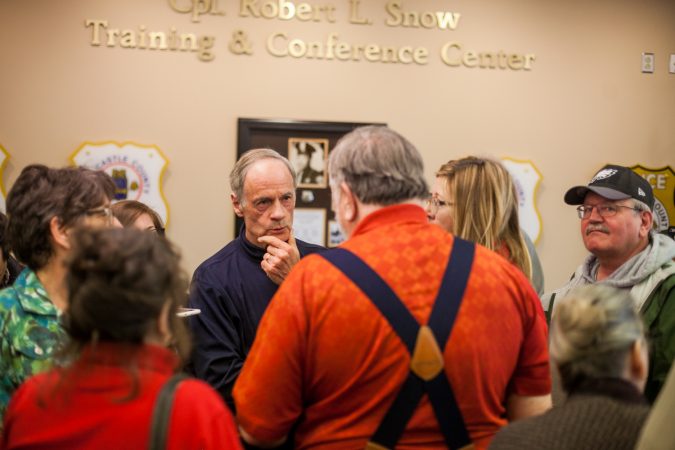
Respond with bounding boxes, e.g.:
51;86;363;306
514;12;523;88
490;284;650;450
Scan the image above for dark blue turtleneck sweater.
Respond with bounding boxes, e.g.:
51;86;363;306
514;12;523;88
187;230;323;410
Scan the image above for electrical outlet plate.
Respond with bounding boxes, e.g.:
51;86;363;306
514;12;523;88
642;52;655;73
670;54;675;74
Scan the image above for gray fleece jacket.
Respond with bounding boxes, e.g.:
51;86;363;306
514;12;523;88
543;232;675;312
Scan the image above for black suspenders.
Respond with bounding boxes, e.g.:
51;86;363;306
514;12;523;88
321;237;476;450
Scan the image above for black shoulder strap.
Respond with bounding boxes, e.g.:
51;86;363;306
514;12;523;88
148;373;189;450
322;238;475;449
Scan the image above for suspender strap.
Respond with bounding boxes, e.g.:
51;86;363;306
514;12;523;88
149;373;188;450
427;370;472;449
322;238;475;450
428;238;475;346
370;373;425;447
322;247;420;353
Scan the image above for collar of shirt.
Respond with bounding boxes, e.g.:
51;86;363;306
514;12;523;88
350;203;428;238
14;268;58;317
77;342;178;374
237;226;268;262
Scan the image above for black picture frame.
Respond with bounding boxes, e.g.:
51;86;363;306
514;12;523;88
235;118;385;246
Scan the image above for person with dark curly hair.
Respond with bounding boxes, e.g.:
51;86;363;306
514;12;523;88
0;212;22;289
1;228;242;449
0;164;115;427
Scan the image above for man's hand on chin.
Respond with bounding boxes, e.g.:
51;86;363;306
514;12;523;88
259;233;300;285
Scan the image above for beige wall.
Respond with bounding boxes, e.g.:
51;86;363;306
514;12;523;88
1;0;674;292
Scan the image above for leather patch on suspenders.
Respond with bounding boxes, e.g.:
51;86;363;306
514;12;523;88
410;325;444;381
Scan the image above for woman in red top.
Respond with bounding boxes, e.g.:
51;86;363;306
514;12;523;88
1;227;242;450
427;157;534;284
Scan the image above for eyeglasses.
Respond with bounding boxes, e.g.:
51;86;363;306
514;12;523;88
84;206;113;224
149;226;166;237
576;204;640;219
425;196;453;216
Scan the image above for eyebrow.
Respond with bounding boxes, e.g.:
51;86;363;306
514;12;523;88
252;196;272;205
252;191;294;203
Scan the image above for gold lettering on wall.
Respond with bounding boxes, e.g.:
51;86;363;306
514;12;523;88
440;41;535;70
240;0;336;22
81;3;537;68
266;32;429;65
385;1;461;30
349;0;372;25
168;0;226;22
84;19;216;61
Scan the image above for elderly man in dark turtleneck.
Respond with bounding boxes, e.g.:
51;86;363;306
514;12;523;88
187;149;324;411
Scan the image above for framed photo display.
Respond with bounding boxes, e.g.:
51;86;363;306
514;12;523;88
236;118;385;247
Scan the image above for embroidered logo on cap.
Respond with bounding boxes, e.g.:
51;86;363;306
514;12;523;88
591;168;618;183
638;187;646;197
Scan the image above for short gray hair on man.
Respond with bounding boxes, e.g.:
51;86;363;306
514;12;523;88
328;126;428;205
629;198;656;230
229;148;297;203
550;284;645;392
632;198;651;213
632;198;654;218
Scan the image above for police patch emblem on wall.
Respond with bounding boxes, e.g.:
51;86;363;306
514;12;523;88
631;165;675;238
0;144;9;213
70;141;170;225
501;157;543;243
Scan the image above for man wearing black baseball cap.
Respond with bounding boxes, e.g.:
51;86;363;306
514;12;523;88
543;164;675;403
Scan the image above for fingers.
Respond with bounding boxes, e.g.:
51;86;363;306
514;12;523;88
260;258;284;285
258;235;287;250
259;234;300;261
258;233;300;285
264;245;290;258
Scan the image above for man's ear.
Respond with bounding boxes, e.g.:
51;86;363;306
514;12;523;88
639;209;654;237
49;216;71;250
231;193;244;218
339;182;358;223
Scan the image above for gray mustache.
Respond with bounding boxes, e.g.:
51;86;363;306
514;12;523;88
586;225;609;235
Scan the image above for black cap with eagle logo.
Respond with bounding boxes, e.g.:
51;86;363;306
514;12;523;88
564;164;654;210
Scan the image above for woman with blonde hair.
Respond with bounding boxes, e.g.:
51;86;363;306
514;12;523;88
490;284;650;449
428;157;542;292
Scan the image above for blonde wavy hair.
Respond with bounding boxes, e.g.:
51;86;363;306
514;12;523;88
436;156;532;279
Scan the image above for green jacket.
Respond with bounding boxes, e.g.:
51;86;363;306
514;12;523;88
0;268;63;427
641;270;675;403
543;234;675;403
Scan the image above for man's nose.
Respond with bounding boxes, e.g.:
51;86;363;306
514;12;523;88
270;200;286;220
587;206;604;221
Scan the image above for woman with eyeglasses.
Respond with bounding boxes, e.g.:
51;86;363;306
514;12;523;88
0;164;115;429
1;227;242;449
490;285;650;449
427;157;543;295
112;200;166;236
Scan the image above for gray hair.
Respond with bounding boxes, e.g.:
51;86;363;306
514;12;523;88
328;126;428;205
632;198;651;213
550;284;645;392
632;198;655;221
229;148;297;203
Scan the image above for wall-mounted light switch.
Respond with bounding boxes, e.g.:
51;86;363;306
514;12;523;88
642;53;655;73
670;54;675;74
